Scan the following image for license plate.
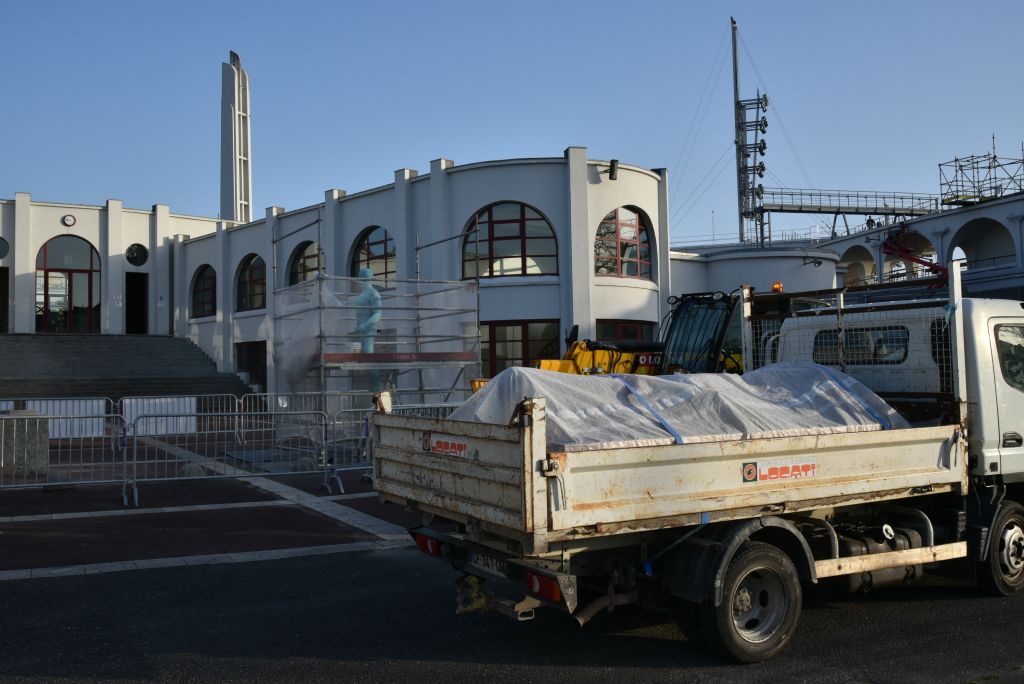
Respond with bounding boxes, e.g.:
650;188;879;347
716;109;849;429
468;551;509;579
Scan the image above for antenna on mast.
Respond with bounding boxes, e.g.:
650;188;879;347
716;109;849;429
733;18;770;246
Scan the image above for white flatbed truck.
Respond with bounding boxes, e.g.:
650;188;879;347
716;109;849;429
372;265;1024;661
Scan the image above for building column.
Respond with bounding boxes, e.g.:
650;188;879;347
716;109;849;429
104;199;125;334
430;158;455;281
12;192;32;333
564;146;593;344
654;167;671;331
321;189;345;276
172;235;188;338
874;245;885;283
394;168;417;280
265;206;284;393
216;221;231;372
152;205;170;334
266;206;285;290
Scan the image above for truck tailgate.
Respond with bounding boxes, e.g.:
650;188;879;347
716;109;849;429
373;400;548;549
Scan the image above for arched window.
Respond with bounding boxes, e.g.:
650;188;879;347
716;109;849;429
236;254;266;312
351;226;396;286
191;265;216;319
463;202;557;279
288;241;320;285
594;207;653;280
35;235;101;333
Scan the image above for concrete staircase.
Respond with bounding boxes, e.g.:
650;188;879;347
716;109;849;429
0;335;251;400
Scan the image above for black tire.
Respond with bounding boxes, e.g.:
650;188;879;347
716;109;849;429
672;598;708;647
978;501;1024;596
700;541;802;663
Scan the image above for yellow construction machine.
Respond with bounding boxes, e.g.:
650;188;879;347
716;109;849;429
537;291;743;377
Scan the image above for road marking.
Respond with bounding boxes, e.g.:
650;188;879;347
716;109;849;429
130;435;408;540
0;499;297;524
0;539;413;582
245;476;409;541
0;491;379;524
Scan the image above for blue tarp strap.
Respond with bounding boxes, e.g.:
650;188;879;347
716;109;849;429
820;366;891;430
643;512;709;576
611;375;685;444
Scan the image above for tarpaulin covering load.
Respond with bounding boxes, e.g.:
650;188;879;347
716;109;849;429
447;362;909;452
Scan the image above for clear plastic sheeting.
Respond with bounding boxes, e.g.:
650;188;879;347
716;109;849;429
448;362;910;452
273;274;479;400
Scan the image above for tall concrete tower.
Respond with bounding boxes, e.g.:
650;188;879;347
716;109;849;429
220;51;252;223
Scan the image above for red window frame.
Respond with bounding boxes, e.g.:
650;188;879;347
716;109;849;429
463;203;558;279
236;254;266;312
191;265;216;319
480;319;561;377
596;319;655;343
34;235;102;334
594;207;652;280
288;241;320;285
351;226;396;286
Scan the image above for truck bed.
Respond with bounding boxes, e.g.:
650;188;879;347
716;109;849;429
373;398;967;555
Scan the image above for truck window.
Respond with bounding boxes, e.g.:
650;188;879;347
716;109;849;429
996;325;1024;392
812;326;910;366
930;319;953;395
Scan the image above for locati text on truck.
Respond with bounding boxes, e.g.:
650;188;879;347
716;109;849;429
371;263;1024;662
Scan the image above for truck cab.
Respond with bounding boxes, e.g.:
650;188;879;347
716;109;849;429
962;299;1024;479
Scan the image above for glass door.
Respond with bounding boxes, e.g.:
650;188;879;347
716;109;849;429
35;236;101;334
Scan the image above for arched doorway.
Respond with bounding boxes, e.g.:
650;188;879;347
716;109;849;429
35;235;101;334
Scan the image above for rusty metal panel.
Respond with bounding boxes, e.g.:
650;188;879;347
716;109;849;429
373;411;530;531
547;425;963;531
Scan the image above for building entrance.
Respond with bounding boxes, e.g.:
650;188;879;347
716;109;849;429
125;272;148;334
35;236;101;334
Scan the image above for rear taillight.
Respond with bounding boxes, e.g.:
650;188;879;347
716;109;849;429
525;572;562;603
414;534;443;556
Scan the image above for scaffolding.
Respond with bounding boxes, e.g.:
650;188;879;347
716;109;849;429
939;150;1024;207
273;275;479;407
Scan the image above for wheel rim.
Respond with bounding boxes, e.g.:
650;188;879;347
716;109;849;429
731;565;788;643
997;519;1024;579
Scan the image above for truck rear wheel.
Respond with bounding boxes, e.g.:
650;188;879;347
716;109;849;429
978;501;1024;596
701;541;801;663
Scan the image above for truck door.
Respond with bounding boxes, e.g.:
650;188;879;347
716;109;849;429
992;322;1024;476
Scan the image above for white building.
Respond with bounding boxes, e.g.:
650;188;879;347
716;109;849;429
7;152;1023;397
1;148;686;393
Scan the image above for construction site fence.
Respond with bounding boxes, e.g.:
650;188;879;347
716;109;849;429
0;392;468;504
0;413;127;491
122;410;330;506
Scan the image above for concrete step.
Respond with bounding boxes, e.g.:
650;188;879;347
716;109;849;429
0;334;252;400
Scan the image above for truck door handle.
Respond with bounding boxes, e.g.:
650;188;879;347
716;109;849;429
1003;432;1023;448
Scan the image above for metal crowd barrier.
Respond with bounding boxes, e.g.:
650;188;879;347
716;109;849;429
0;392;469;504
123;410;329;506
0;413;126;491
240;392;356;416
0;398;116;437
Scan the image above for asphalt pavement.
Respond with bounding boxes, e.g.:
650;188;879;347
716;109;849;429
1;476;1023;683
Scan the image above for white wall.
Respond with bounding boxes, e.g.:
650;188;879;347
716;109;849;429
705;250;838;293
2;193;220;336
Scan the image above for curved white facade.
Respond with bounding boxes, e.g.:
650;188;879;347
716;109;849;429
0;147;671;393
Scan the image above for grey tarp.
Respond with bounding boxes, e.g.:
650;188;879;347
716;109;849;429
448;362;909;452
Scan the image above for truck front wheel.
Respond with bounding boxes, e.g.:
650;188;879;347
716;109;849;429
978;501;1024;596
701;541;801;663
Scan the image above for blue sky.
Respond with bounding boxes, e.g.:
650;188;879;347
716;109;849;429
4;1;1022;243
